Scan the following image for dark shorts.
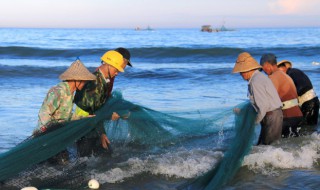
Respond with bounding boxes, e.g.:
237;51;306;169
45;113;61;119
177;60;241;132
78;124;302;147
258;108;283;145
282;116;303;138
301;97;319;125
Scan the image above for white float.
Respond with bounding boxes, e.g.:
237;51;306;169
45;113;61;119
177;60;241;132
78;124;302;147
88;179;100;189
21;187;38;190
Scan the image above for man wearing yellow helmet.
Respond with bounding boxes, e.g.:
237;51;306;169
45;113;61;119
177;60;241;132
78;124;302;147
74;48;132;157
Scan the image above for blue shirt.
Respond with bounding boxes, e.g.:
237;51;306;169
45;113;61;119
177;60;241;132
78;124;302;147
248;70;282;122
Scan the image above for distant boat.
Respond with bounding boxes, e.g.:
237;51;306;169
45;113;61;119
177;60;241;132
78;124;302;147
135;25;154;31
201;24;235;33
218;24;235;32
201;25;213;32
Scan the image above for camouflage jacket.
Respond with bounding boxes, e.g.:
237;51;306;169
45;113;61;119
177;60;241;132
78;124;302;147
36;82;74;133
74;70;113;114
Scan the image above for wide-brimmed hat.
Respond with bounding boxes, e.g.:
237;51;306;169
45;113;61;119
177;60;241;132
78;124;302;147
232;52;262;73
277;60;292;68
59;59;96;81
115;47;132;67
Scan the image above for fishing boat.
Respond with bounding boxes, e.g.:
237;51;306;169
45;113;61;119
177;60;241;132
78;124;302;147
201;23;235;32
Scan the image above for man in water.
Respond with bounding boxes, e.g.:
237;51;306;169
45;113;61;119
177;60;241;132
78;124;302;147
74;48;132;156
260;54;303;137
277;60;319;125
34;59;96;164
233;52;283;145
34;59;96;135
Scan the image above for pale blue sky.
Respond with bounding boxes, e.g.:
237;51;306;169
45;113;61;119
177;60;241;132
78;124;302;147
1;0;319;28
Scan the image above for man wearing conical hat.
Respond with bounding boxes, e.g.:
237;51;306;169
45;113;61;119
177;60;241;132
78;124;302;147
233;52;283;145
277;60;319;125
74;49;132;157
33;59;96;135
260;54;303;138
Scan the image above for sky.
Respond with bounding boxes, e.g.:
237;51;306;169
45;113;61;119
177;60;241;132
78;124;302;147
0;0;320;28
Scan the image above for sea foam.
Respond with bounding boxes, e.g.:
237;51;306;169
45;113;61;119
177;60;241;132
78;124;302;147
92;149;223;183
243;133;320;175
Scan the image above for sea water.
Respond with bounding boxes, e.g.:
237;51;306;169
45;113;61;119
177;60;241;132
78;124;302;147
0;28;319;189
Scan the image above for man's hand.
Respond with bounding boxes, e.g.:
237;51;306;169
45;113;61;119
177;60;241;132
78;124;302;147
233;108;241;114
111;112;120;121
100;134;110;149
121;112;131;120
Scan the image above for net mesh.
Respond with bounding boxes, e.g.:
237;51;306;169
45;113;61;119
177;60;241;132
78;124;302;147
178;102;257;190
0;91;256;189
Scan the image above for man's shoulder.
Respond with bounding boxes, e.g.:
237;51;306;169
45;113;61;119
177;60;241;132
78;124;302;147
288;67;300;73
47;82;67;96
252;71;268;81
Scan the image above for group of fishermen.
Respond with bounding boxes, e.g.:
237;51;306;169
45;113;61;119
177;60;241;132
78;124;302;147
233;52;319;145
33;49;319;163
33;47;132;161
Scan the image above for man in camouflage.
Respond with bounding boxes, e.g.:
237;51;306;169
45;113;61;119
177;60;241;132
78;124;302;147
74;48;132;156
34;59;96;135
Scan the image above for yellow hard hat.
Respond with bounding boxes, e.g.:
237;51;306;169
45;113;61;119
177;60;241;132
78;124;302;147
101;50;125;72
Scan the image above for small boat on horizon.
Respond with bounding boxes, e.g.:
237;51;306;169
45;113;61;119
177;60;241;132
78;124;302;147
201;24;235;33
135;25;154;31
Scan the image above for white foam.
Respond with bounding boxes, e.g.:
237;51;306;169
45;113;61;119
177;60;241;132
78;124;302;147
243;133;320;175
92;148;223;183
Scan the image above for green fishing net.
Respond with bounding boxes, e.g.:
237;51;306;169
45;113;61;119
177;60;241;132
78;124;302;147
178;101;257;190
0;91;256;189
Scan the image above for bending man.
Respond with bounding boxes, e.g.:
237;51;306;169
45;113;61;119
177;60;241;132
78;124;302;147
277;60;319;125
233;52;283;145
74;49;132;156
260;54;303;137
34;59;96;135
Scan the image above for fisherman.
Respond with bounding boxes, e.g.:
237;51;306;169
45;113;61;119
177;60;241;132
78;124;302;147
277;60;319;125
74;48;132;157
34;59;96;135
233;52;283;145
260;54;303;137
33;59;96;164
106;47;133;97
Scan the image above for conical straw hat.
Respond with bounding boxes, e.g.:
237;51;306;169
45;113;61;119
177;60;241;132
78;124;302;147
277;60;292;68
232;52;262;73
59;60;96;81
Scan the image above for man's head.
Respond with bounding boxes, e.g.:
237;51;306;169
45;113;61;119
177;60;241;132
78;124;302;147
59;59;96;82
233;52;262;81
59;59;96;91
277;60;292;73
260;53;278;75
115;47;132;67
100;50;125;78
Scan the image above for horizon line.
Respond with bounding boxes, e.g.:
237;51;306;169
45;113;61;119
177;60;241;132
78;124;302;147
1;26;320;30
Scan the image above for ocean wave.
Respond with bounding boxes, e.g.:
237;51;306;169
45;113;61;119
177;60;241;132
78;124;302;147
92;149;223;183
242;133;320;176
1;46;320;63
0;64;88;78
0;64;234;79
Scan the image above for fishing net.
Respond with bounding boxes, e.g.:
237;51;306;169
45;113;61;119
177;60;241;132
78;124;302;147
178;102;257;190
0;91;236;189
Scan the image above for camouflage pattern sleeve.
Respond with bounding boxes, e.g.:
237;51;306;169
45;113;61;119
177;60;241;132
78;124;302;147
74;80;99;114
74;72;110;114
37;87;62;130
